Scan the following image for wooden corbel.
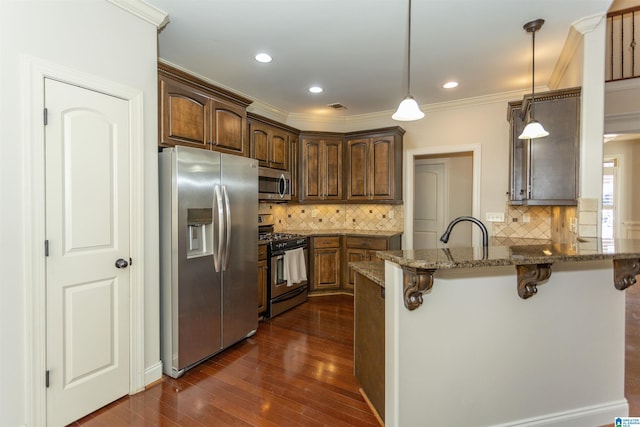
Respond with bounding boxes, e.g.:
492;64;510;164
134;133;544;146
402;266;435;310
516;263;553;299
613;258;640;291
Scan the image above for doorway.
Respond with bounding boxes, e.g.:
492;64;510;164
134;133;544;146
404;144;481;250
25;58;146;426
413;154;473;249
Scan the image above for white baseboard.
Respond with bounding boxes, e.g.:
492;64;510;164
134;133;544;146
495;400;628;427
144;361;163;387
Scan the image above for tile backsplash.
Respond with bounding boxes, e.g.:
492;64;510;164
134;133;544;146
492;206;552;239
259;203;404;232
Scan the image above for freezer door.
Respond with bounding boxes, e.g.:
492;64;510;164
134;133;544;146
220;153;259;347
162;146;223;375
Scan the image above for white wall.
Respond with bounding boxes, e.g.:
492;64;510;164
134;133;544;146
0;1;161;425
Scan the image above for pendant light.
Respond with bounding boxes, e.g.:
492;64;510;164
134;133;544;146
518;19;549;139
392;0;424;121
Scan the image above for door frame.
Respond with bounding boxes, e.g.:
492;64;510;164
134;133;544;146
404;144;481;249
22;56;146;426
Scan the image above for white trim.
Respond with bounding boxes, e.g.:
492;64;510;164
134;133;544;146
106;0;169;29
144;361;164;387
492;399;627;427
404;144;481;249
572;13;605;35
23;55;146;424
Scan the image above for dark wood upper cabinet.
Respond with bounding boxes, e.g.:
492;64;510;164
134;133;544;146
508;87;580;206
345;127;404;203
300;133;343;201
247;113;296;171
158;63;252;157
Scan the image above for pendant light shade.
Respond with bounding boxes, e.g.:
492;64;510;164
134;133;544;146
392;0;424;122
519;119;549;139
518;19;549;140
392;96;425;121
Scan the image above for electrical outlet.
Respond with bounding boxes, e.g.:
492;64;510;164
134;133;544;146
522;213;531;223
311;209;319;218
485;212;505;222
389;210;395;219
569;217;577;233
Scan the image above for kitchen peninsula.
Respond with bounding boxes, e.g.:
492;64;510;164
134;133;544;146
354;239;640;427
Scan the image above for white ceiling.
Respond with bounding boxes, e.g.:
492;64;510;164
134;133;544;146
147;0;613;117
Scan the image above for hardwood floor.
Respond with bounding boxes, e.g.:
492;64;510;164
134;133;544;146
71;295;380;427
72;283;640;426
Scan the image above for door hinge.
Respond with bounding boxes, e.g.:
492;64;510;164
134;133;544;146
129;257;133;266
45;240;49;257
44;108;48;126
45;370;50;388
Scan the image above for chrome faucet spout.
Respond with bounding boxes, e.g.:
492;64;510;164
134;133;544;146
439;216;489;248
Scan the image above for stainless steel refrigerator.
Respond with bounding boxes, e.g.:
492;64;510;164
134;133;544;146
159;146;258;378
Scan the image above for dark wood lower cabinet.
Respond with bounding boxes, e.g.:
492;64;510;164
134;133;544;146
310;233;401;295
310;236;342;292
258;243;267;315
354;271;385;421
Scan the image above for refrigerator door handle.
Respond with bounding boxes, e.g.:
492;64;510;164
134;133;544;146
222;185;231;271
213;184;224;272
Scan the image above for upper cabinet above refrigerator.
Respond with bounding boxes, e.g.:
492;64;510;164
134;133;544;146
158;62;253;157
507;87;581;206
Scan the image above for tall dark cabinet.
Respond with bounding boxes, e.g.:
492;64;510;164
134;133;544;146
508;87;581;206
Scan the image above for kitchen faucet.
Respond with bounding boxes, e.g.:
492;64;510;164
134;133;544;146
440;216;489;248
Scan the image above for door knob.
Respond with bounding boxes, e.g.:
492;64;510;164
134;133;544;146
115;258;129;269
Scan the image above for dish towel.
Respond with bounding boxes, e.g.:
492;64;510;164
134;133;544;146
283;247;307;287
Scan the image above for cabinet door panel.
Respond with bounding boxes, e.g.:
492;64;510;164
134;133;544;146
212;102;247;156
324;140;343;199
303;140;322;199
347;139;369;200
313;248;341;290
289;133;299;200
258;259;267;314
371;137;393;199
250;124;269;166
160;78;210;148
529;97;579;202
270;132;288;170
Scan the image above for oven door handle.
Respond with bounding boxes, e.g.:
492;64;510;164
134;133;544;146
271;285;307;304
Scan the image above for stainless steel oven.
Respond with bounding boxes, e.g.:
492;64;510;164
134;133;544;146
259;215;308;318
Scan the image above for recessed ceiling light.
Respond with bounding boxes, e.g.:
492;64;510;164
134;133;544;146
309;86;323;93
443;81;459;89
255;53;272;63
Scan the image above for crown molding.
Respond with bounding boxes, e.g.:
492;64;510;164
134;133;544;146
572;13;605;35
107;0;169;29
549;26;582;90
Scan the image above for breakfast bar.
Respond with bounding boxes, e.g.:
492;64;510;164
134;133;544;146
353;239;640;427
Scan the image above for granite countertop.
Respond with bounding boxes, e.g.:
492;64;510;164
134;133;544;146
350;261;385;288
286;229;402;238
376;238;640;270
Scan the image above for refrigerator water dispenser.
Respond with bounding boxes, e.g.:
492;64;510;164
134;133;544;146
187;208;213;258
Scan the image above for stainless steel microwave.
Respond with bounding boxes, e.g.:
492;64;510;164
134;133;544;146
258;167;291;201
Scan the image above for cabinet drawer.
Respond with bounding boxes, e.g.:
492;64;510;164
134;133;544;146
313;236;341;248
258;244;267;260
346;236;387;250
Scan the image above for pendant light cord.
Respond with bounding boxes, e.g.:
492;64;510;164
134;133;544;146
530;28;536;120
406;0;412;96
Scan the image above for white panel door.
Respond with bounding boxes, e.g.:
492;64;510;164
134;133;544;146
414;162;446;249
45;78;130;426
